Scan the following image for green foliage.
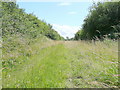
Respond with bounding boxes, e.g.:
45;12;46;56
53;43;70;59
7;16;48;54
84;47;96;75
2;1;118;88
2;33;49;68
74;30;87;40
75;1;120;40
1;1;64;69
3;41;118;88
2;2;63;40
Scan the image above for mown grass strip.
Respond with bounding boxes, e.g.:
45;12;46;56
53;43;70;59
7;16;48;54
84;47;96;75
3;44;70;88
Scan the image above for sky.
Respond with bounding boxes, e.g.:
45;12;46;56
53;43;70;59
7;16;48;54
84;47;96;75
17;2;93;38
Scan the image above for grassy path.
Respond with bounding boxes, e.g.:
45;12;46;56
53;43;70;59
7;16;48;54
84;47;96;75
3;41;118;88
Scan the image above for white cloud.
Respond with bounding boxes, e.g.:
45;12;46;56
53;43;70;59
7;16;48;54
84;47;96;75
52;24;80;38
68;11;77;15
58;2;71;6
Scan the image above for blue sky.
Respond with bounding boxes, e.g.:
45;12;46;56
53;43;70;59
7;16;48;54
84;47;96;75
17;2;93;38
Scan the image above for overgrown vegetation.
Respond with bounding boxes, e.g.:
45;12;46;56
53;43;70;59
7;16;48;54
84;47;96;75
3;40;118;88
1;1;119;88
2;1;64;68
75;1;120;40
2;2;64;40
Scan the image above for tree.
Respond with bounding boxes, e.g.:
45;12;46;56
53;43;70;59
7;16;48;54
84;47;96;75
75;1;120;40
2;1;64;40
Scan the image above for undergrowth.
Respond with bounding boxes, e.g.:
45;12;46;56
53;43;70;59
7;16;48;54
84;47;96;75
2;38;119;88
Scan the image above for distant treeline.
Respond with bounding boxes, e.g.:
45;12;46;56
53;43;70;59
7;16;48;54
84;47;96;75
75;1;120;40
2;1;64;40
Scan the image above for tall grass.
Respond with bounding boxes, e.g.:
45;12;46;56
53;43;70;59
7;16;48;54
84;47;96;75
2;38;119;88
65;40;118;88
2;34;50;69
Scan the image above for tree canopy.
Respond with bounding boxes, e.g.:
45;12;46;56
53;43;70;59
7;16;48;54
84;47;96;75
75;1;120;40
2;2;64;40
